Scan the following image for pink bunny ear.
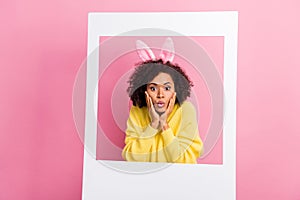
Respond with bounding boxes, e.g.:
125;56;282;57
159;37;175;63
136;40;156;62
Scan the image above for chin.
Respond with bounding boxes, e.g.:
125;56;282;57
155;108;166;114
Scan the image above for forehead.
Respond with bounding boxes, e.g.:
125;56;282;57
149;72;174;85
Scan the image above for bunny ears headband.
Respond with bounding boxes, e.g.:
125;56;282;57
136;37;175;63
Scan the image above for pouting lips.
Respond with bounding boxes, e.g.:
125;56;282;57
156;102;165;108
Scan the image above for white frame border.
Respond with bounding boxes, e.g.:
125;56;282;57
83;12;238;200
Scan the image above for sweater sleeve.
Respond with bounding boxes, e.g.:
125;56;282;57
122;107;158;162
160;102;203;163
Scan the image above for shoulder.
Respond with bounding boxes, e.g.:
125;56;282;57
180;101;197;117
130;105;146;114
128;106;150;127
129;105;148;119
181;101;196;111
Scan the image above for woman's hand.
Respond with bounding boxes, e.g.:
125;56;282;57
159;92;176;131
145;91;160;129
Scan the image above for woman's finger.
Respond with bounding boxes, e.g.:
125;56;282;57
167;92;176;115
145;91;150;108
149;95;155;109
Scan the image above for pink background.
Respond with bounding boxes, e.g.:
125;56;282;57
1;1;300;200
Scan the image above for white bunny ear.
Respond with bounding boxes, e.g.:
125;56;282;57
159;37;175;63
136;40;156;62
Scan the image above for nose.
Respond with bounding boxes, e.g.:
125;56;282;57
157;87;164;98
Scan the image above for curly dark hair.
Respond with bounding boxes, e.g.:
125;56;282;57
127;59;193;108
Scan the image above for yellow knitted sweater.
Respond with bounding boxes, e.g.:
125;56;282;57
122;101;203;163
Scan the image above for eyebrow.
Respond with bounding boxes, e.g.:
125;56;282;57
149;82;173;86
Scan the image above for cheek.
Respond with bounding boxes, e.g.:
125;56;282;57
165;92;173;101
147;90;156;99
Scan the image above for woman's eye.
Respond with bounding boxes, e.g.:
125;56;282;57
165;86;171;91
150;86;156;91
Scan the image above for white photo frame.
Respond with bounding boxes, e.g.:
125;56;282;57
82;12;238;200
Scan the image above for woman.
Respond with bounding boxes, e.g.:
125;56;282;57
122;58;203;164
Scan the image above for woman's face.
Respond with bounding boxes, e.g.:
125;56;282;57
146;72;175;113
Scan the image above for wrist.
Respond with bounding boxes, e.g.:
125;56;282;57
150;120;159;129
160;121;169;131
